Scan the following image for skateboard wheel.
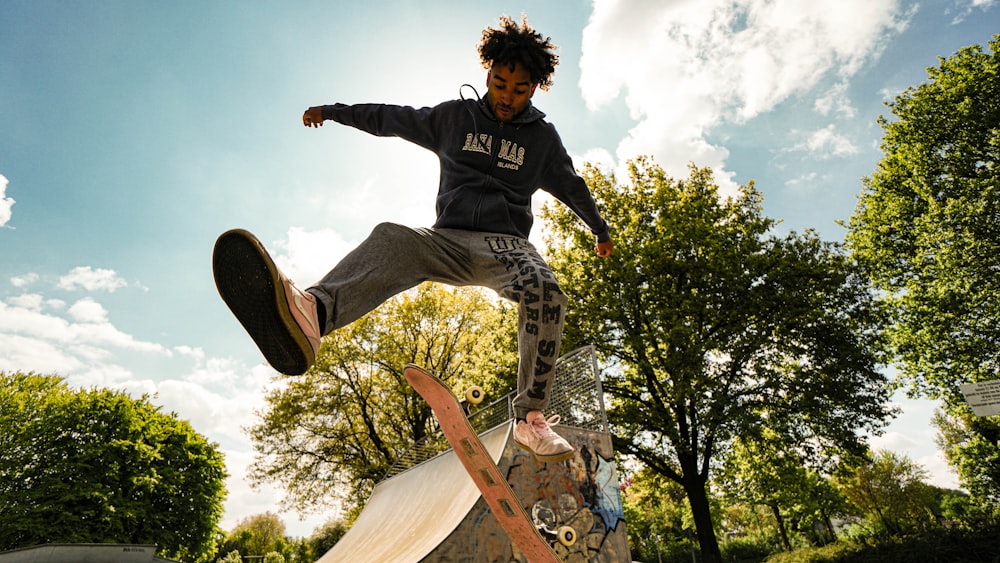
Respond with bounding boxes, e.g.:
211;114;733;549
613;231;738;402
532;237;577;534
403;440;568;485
464;385;485;405
557;526;576;546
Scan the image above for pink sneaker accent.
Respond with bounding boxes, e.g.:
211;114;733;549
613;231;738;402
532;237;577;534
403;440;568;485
281;275;321;362
513;411;575;463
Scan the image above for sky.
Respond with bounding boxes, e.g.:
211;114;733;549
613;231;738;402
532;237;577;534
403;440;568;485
1;0;997;540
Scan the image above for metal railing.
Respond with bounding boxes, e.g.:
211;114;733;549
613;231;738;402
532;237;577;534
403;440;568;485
384;346;606;479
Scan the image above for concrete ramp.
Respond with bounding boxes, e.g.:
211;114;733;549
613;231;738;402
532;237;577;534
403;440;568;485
317;425;511;563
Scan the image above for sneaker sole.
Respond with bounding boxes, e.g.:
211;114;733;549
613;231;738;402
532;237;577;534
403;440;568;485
513;437;575;463
213;229;313;375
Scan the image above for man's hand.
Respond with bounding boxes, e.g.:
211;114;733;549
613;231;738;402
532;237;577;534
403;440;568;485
595;239;614;258
303;107;324;128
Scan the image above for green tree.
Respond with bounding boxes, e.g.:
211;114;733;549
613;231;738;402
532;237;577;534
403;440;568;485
622;467;701;562
835;450;936;535
285;537;311;563
248;284;518;514
216;530;253;561
846;36;1000;507
0;371;228;562
308;519;349;559
220;512;287;559
718;430;800;551
846;36;1000;403
782;472;845;547
718;428;848;551
934;407;1000;508
541;159;892;563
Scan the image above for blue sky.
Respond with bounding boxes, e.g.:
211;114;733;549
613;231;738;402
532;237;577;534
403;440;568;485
2;0;997;538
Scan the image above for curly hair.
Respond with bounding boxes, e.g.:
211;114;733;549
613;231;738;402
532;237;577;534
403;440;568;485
478;14;559;91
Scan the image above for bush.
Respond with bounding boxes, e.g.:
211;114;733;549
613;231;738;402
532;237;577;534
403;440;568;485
763;522;1000;562
763;541;859;563
630;539;698;563
721;535;779;562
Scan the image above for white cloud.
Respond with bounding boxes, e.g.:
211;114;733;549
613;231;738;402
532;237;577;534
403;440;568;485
57;266;128;292
0;296;169;367
0;174;14;228
784;171;824;191
949;0;997;24
814;81;857;118
10;272;38;288
174;345;206;361
801;124;861;158
68;297;110;323
878;85;905;103
270;226;358;287
0;293;145;382
8;293;45;311
110;358;276;449
573;148;617;174
0;299;77;341
579;0;909;190
0;333;85;374
296;141;439;241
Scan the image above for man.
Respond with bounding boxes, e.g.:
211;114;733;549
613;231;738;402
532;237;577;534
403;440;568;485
213;15;613;463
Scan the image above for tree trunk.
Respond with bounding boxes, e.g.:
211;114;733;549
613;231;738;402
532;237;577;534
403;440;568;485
822;508;837;543
770;503;792;551
683;473;722;563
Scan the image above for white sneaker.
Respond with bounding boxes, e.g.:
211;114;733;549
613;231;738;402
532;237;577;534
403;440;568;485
514;412;575;463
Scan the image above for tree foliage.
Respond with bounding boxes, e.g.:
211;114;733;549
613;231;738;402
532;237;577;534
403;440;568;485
621;466;703;562
846;35;1000;509
248;284;518;514
216;512;291;560
307;518;349;559
0;371;228;562
835;450;936;535
934;407;1000;509
718;427;847;551
541;159;892;563
846;36;1000;402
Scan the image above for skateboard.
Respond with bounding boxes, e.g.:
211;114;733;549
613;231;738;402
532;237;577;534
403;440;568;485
404;364;572;562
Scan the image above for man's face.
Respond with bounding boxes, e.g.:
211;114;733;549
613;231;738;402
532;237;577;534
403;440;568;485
485;63;536;123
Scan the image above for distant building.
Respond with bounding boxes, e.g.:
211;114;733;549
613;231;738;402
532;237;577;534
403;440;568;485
0;544;180;563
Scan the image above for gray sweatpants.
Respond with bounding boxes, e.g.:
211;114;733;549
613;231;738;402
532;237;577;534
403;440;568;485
307;222;567;418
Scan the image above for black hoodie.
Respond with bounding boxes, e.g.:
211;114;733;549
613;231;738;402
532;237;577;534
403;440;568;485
321;96;611;242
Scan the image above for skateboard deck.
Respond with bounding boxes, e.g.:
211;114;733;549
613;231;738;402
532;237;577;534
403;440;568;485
403;364;561;563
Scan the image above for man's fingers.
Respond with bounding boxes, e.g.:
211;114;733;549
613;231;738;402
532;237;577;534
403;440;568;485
303;109;323;127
